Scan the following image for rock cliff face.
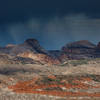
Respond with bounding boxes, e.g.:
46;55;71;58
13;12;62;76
62;40;96;53
59;40;99;61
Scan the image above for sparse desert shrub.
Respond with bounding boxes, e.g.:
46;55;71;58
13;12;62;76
69;60;88;66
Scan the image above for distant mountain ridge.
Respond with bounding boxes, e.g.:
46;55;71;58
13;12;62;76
0;39;100;65
60;40;100;61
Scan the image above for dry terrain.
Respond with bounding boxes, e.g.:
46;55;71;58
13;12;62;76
0;59;100;100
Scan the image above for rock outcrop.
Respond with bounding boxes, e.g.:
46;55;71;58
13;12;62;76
62;40;96;53
0;38;60;65
1;39;100;65
8;39;47;56
60;40;97;60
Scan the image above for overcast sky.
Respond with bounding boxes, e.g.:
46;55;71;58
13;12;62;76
0;0;100;50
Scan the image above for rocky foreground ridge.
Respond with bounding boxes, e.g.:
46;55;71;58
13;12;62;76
1;39;100;65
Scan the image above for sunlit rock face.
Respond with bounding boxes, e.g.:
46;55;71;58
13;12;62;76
18;51;60;65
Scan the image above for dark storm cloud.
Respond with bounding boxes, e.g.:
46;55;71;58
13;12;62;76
0;0;100;49
3;14;100;50
0;0;100;24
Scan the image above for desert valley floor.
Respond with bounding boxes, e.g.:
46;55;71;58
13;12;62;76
0;59;100;100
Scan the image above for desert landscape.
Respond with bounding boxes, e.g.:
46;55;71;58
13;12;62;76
0;61;100;100
0;39;100;100
0;0;100;100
